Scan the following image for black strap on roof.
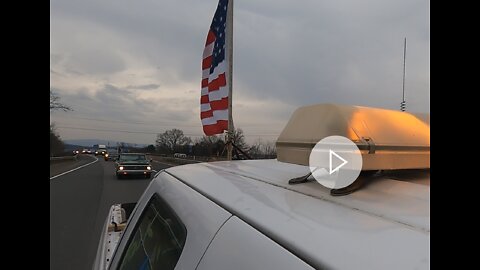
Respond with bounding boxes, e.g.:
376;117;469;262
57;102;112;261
288;170;381;196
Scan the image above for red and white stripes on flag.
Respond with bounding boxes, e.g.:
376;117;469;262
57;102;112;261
201;0;229;136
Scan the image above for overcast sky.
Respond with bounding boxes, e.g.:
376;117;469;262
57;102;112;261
50;0;430;145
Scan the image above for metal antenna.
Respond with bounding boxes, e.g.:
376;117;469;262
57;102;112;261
401;37;407;111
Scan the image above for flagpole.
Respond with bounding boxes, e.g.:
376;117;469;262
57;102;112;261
226;0;234;160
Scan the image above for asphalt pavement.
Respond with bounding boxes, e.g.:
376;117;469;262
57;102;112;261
50;155;94;178
50;154;172;270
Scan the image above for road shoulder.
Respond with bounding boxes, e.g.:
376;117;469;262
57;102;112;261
50;155;98;178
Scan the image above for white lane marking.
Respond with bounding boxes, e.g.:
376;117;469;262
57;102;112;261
50;156;99;180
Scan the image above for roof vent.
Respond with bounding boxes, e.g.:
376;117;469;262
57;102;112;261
276;104;429;170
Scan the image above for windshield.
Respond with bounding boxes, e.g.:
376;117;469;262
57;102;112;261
119;155;146;161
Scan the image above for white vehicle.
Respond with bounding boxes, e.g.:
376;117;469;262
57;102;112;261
174;153;187;158
93;104;429;270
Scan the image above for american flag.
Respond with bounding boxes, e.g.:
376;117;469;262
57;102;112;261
201;0;230;136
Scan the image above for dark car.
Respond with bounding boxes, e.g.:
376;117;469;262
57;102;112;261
95;148;108;156
115;153;153;179
104;149;119;161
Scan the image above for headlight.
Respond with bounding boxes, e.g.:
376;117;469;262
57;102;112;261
119;166;124;170
105;154;109;157
147;166;151;170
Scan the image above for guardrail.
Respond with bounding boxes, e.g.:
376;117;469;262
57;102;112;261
146;153;226;163
147;155;205;166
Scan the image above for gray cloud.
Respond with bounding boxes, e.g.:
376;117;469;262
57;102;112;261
65;48;125;75
50;53;64;65
50;69;65;77
126;84;160;90
50;0;429;144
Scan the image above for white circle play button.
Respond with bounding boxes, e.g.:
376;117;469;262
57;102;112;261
309;135;363;189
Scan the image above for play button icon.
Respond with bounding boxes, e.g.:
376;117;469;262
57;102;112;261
309;136;363;189
329;150;348;174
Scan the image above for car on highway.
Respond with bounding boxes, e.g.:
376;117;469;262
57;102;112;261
93;104;430;270
174;153;187;158
114;153;153;179
95;148;108;156
104;149;119;161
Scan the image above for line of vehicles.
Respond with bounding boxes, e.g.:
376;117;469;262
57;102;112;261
73;145;119;160
72;144;154;179
72;148;97;155
73;144;110;156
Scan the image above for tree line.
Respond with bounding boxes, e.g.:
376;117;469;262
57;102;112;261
153;128;276;159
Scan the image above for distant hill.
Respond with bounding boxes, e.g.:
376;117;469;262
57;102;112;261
64;144;85;151
64;139;149;148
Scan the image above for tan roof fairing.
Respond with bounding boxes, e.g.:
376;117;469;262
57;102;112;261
276;104;430;170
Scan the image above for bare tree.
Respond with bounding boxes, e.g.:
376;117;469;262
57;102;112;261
230;128;247;150
156;129;192;153
194;135;224;157
50;90;70;156
50;90;72;111
201;135;222;145
248;139;277;159
50;124;65;156
223;128;251;159
144;145;156;153
263;141;277;157
248;143;262;157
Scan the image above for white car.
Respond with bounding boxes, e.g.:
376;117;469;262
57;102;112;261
93;104;429;270
174;153;187;158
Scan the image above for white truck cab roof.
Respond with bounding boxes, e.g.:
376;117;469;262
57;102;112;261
164;159;429;269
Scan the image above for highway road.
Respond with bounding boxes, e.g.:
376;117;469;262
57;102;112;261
50;154;172;270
